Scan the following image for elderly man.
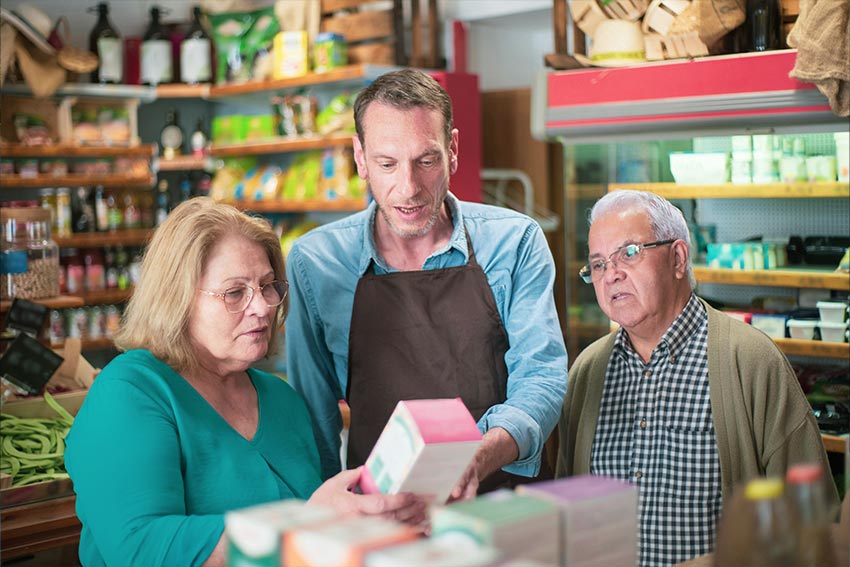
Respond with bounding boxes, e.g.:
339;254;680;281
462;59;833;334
556;189;837;567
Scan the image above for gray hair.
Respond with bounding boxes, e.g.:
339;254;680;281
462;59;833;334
588;190;695;289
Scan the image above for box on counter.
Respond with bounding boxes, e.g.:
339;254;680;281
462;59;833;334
225;499;335;567
284;515;419;567
430;490;560;565
517;475;638;567
365;537;501;567
359;398;482;505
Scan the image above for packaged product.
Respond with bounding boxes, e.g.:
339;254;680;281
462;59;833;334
209;6;280;84
233;165;283;201
210;158;257;201
316;92;355;136
71;108;102;145
282;152;321;201
212;115;247;145
313;32;347;73
272;30;308;79
244;115;276;141
13;113;53;145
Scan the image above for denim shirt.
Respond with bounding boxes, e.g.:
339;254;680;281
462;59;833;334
286;192;568;479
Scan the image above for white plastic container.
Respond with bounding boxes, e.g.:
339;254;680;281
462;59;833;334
751;314;789;339
669;152;729;185
816;301;848;323
819;321;848;343
787;319;818;340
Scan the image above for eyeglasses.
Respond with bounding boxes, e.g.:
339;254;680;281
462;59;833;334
198;280;289;313
579;239;676;284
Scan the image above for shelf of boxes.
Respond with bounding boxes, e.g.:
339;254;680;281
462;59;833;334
0;144;155;158
0;173;155;190
217;198;367;214
613;181;849;199
210;133;353;158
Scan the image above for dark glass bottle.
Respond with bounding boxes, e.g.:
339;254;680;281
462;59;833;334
88;2;123;83
747;0;782;51
155;179;171;226
141;6;173;85
180;6;212;84
160;110;184;160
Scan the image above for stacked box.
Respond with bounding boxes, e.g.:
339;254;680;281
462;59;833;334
365;537;501;567
517;475;637;567
225;499;335;567
284;515;419;566
359;398;482;504
430;490;560;564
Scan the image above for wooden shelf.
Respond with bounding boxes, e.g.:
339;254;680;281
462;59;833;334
50;338;115;351
208;64;393;98
0;494;81;561
219;198;367;213
612;181;849;199
155;83;210;99
68;288;133;305
0;144;155;158
156;155;209;171
569;183;606;200
821;433;848;454
210;134;353;158
0;174;154;189
774;338;849;359
55;229;153;248
693;266;850;290
0;295;84;313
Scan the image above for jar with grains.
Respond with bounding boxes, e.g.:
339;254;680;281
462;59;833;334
1;207;61;300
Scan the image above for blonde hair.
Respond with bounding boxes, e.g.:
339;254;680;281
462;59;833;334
114;197;287;371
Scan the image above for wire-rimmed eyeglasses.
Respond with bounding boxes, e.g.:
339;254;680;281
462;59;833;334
579;239;676;284
197;280;289;313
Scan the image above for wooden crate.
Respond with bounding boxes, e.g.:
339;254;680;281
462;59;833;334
0;96;63;145
320;0;401;65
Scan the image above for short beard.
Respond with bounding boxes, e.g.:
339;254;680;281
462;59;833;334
378;203;440;239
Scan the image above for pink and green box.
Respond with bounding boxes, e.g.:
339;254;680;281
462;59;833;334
359;398;482;504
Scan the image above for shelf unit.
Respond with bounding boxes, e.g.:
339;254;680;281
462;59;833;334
156;155;209;172
0;144;155;158
67;288;134;306
0;173;155;189
613;181;849;199
821;433;848;454
217;198;367;214
54;229;154;248
0;295;84;313
50;337;115;351
210;134;353;158
207;64;394;98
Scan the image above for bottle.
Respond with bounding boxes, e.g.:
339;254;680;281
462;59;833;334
122;191;141;229
83;248;106;292
190;118;209;158
56;188;73;237
747;0;782;52
160;110;184;160
94;185;109;231
39;188;58;233
786;464;836;567
106;189;122;231
714;478;798;567
141;6;173;85
115;246;130;290
155;179;171;226
180;6;212;84
88;2;123;84
104;247;118;289
72;187;95;233
63;248;85;294
139;189;155;229
179;173;193;203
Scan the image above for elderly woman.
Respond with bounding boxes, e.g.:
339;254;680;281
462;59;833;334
65;198;425;567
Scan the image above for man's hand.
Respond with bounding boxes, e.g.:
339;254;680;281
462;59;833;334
448;427;519;500
307;467;428;525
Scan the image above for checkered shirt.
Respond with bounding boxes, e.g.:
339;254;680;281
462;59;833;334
590;294;722;567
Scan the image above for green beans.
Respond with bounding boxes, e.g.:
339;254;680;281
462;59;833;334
0;392;74;488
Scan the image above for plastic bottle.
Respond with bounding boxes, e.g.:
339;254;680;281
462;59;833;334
141;6;172;85
88;2;123;83
180;6;211;84
714;478;798;567
786;464;836;567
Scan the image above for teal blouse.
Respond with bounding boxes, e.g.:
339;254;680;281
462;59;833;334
65;349;323;567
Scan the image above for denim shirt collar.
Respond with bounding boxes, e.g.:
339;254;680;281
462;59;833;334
357;192;469;275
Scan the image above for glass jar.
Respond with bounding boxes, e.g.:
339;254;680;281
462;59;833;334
1;207;61;300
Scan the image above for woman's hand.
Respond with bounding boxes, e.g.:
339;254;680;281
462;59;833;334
307;467;428;525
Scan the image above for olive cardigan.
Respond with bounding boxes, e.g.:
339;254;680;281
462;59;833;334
556;299;839;511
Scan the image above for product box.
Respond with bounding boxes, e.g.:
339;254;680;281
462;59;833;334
225;499;335;567
272;30;309;79
365;537;501;567
430;490;560;565
313;32;347;73
517;475;638;567
359;398;482;504
751;313;790;339
283;515;419;567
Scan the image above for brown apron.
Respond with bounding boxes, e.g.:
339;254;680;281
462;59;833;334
346;233;550;491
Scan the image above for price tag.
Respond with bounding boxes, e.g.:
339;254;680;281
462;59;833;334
0;334;64;395
4;298;49;337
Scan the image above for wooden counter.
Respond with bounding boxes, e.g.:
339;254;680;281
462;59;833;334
0;495;81;561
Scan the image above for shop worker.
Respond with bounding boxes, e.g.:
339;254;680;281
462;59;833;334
286;68;567;496
555;189;838;567
65;198;426;567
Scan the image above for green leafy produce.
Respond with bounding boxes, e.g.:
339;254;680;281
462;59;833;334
0;392;74;487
